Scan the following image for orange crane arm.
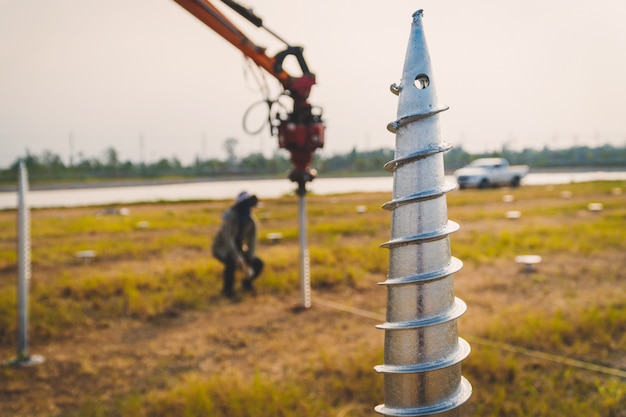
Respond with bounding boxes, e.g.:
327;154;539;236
172;0;324;185
173;0;314;102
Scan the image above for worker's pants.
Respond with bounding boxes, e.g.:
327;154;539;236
216;254;263;296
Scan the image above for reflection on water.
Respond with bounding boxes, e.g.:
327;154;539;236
1;171;625;209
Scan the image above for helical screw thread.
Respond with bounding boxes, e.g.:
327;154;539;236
375;9;471;417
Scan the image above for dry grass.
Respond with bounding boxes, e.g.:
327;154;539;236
0;181;625;416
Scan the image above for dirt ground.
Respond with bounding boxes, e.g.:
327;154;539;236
0;283;387;416
2;248;625;416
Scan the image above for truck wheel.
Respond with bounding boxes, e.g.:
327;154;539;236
478;179;490;189
511;176;521;187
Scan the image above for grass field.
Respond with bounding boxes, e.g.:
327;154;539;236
1;181;625;416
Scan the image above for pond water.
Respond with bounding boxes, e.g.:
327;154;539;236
1;171;625;209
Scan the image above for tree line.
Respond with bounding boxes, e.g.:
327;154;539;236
1;143;625;185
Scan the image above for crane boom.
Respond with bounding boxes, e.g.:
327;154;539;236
173;0;325;185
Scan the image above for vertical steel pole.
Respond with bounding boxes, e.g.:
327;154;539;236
375;10;470;416
6;162;44;367
297;183;312;308
17;161;30;361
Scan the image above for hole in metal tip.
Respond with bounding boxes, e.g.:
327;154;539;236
414;74;430;89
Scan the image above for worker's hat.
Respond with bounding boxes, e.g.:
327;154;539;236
234;191;258;207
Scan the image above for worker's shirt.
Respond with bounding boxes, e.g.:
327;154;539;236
212;207;257;261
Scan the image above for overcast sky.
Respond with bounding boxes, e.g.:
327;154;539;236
1;0;625;168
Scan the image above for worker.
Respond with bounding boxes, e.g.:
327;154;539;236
212;191;264;297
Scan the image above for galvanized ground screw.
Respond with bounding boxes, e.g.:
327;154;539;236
3;162;44;367
375;10;471;416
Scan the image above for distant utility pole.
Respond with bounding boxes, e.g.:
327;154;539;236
223;137;238;169
139;133;145;165
68;132;74;168
202;133;207;161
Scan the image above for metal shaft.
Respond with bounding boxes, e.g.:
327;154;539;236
375;10;471;416
297;183;312;308
17;161;31;361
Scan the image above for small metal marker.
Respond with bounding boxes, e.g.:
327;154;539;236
76;250;97;263
515;255;542;272
136;221;150;229
587;203;603;213
266;232;284;244
506;210;521;220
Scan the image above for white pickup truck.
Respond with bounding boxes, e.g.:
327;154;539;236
453;158;529;189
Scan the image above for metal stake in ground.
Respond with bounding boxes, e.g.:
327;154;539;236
296;181;312;308
3;161;44;367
